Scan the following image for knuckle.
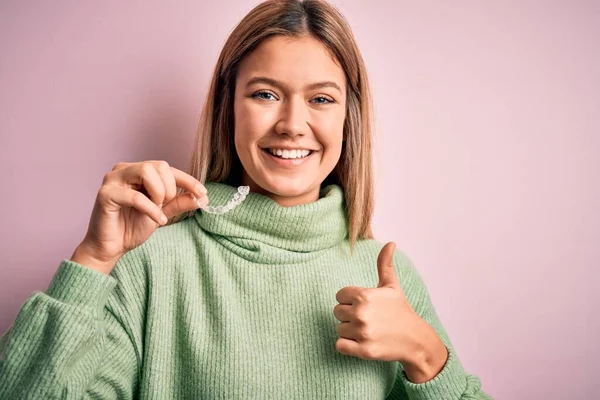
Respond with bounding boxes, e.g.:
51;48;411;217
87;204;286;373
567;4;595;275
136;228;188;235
111;162;125;171
97;185;111;200
155;160;170;173
356;289;371;304
101;172;112;185
354;308;368;324
358;326;374;341
140;162;154;176
105;169;124;184
362;344;379;359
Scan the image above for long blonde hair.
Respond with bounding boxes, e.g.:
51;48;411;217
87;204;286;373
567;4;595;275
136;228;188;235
169;0;375;247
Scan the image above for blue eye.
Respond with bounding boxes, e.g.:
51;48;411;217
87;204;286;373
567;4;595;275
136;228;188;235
251;91;334;104
252;91;276;101
311;96;333;104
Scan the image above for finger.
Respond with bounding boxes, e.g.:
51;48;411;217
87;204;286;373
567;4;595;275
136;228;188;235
111;161;130;172
152;161;177;206
333;304;354;322
336;322;359;340
162;192;208;219
170;167;207;199
377;242;399;288
335;337;363;358
336;286;368;305
119;163;166;206
335;338;377;360
104;185;167;225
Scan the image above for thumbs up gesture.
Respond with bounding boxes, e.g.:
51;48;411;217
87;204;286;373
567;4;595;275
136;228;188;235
334;242;449;383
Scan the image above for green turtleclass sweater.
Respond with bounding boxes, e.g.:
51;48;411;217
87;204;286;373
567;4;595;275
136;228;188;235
0;182;492;399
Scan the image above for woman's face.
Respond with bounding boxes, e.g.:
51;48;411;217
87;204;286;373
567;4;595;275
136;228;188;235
233;35;347;207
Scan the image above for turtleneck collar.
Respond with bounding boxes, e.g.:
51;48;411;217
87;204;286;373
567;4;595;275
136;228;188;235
193;182;349;264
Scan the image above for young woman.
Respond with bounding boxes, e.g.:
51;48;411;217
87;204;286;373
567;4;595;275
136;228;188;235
0;1;492;398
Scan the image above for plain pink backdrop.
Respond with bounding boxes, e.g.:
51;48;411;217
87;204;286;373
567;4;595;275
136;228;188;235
1;1;598;398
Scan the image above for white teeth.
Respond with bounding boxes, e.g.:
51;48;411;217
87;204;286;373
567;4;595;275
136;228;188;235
268;148;312;159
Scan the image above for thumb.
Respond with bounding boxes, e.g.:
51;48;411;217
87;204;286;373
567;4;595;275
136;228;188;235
163;192;208;219
377;242;399;288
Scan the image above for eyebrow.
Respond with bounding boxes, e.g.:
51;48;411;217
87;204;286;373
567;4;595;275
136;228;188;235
245;76;343;93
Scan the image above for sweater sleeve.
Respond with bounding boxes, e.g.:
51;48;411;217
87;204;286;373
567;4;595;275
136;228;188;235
386;251;494;400
0;251;146;399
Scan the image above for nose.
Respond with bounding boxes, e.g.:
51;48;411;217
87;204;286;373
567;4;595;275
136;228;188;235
274;96;309;137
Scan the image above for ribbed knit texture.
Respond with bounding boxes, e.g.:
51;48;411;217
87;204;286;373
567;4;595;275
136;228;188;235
0;182;492;399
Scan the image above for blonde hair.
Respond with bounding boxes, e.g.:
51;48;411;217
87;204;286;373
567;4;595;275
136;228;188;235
169;0;375;247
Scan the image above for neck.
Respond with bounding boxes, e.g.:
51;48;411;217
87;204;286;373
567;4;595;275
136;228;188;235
242;172;320;207
194;181;349;264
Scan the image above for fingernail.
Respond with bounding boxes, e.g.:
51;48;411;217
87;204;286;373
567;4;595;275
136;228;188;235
196;184;207;195
196;197;209;208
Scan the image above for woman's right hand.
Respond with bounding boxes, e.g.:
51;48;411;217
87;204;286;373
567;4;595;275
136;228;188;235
70;160;209;275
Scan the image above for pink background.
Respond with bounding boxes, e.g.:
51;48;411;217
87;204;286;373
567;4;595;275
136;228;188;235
1;1;598;398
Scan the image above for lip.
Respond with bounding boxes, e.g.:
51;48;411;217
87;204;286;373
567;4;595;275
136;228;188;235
260;148;315;168
260;146;317;151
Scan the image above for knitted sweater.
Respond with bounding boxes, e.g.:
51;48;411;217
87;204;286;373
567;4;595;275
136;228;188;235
0;182;491;399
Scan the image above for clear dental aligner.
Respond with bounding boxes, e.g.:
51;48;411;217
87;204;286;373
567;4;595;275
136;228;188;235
200;186;250;214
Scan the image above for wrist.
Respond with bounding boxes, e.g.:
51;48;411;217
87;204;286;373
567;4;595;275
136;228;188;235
402;320;449;383
70;243;120;275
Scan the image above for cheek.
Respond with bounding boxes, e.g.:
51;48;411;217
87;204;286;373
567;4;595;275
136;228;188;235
235;101;278;141
314;111;345;151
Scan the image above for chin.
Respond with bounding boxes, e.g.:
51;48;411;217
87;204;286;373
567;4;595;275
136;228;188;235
261;176;314;197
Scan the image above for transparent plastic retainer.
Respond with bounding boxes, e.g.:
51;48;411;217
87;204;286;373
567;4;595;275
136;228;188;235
200;186;250;214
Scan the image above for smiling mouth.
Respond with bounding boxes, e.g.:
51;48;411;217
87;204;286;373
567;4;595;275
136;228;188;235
261;148;314;160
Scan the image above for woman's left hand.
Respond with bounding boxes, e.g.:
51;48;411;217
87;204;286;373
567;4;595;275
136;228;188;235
333;242;449;383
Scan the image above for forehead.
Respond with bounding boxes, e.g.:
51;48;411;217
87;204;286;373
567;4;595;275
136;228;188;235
237;35;346;88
